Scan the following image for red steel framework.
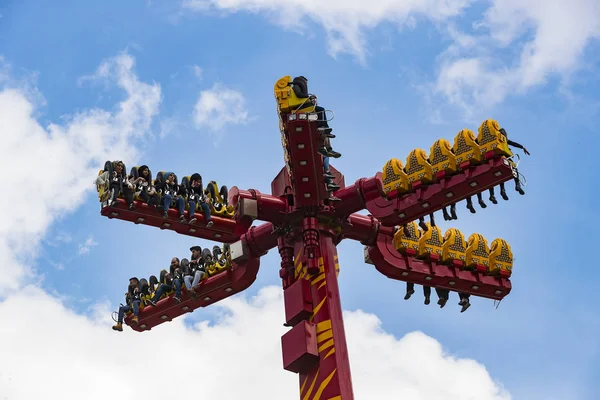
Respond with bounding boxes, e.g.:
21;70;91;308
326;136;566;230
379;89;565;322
102;103;517;399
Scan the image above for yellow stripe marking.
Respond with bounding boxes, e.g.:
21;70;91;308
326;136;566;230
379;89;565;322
300;375;309;394
311;273;326;285
302;368;320;400
326;397;342;400
318;338;334;353
316;320;332;333
312;369;337;400
317;329;333;343
324;348;336;360
311;297;326;319
317;280;327;290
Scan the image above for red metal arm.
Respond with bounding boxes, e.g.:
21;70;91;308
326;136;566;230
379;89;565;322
334;156;514;226
228;187;288;225
365;230;512;300
101;198;251;243
126;255;261;332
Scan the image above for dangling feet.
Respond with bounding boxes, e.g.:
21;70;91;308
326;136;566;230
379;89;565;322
327;182;340;192
516;184;525;195
317;127;335;138
162;211;169;219
131;316;139;325
501;189;509;201
477;193;487;209
112;322;123;332
443;207;452;221
437;298;447;308
489;195;498;204
189;217;197;225
418;218;428;232
404;289;415;300
318;147;341;158
459;298;471;313
466;198;476;214
424;296;431;305
450;204;458;220
206;220;214;228
179;214;186;223
323;171;335;180
128;203;135;211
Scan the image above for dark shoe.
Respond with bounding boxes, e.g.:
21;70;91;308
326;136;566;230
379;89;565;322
110;200;118;208
180;214;186;222
424;296;430;305
327;183;340;192
323;172;335;180
450;205;458;220
466;201;476;214
173;296;181;304
404;289;415;300
418;219;428;232
489;195;498;204
438;298;447;308
501;190;509;201
460;301;471;313
327;149;342;158
147;299;157;307
478;199;487;209
327;196;341;202
443;208;451;221
516;185;525;195
189;217;197;224
206;220;214;228
163;211;168;219
128;203;135;211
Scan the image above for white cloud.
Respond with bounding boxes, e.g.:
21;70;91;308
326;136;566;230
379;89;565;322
0;52;161;292
432;0;600;115
193;83;249;142
78;235;99;256
0;285;510;400
192;64;204;79
182;0;473;63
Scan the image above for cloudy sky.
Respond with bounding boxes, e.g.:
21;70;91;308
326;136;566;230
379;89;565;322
1;0;599;399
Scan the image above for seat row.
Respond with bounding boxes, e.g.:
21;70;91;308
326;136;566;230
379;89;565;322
393;221;514;278
382;119;514;196
96;161;235;218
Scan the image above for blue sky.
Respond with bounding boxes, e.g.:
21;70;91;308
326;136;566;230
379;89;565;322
1;0;599;399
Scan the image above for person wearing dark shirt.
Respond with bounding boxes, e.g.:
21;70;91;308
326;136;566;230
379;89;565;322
156;172;187;221
147;257;183;305
184;245;206;298
186;173;213;227
112;277;141;332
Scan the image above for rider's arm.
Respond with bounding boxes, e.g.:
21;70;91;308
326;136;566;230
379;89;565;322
507;139;524;150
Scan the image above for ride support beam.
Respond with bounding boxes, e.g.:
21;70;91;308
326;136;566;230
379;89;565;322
228;187;288;225
281;232;354;400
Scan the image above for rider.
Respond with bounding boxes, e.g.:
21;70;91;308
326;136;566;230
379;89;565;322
147;257;183;305
291;76;341;159
187;173;213;228
184;245;206;298
112;277;141;332
488;128;530;202
129;165;159;207
157;172;187;221
97;160;135;210
405;283;431;305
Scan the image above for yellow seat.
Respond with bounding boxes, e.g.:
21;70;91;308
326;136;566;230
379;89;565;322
274;76;314;114
381;158;410;197
488;238;514;277
441;228;467;266
477;119;513;158
429;139;458;179
452;129;483;167
465;233;490;272
393;221;421;255
405;149;433;187
417;223;444;260
205;181;235;218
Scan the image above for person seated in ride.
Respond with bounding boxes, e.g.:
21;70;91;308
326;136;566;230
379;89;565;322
129;165;159;207
183;245;206;298
290;76;341;159
488;128;530;201
187;173;213;228
147;257;183;305
112;277;141;332
157;172;186;221
96;160;135;210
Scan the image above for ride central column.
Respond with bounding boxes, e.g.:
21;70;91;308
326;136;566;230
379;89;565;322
287;230;354;400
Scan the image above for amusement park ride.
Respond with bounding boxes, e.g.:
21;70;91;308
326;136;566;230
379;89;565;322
98;75;524;400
